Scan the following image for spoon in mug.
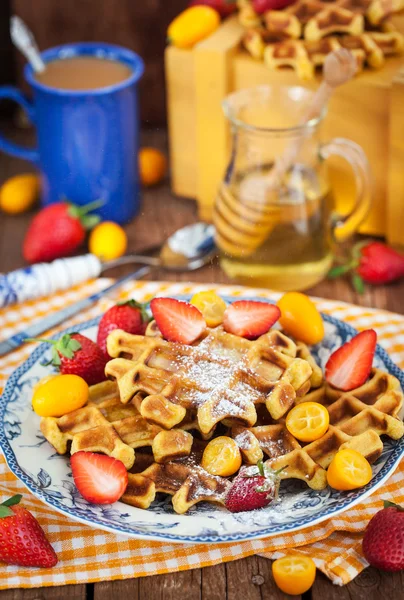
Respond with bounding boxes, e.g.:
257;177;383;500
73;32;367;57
10;16;46;74
0;222;216;309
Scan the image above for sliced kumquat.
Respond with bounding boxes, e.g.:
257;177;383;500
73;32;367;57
272;556;316;595
190;290;227;327
327;448;373;491
201;436;242;476
286;402;329;443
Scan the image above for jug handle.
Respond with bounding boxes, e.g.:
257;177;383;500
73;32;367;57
319;138;372;242
0;86;39;163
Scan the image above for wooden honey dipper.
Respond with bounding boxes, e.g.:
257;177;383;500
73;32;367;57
214;49;358;259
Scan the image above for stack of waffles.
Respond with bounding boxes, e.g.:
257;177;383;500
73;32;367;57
239;0;404;79
40;321;404;514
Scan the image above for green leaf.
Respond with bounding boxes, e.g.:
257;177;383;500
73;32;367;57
69;340;82;352
51;347;61;366
328;264;352;279
61;334;71;349
81;214;101;231
2;494;22;507
55;334;81;360
351;272;365;295
383;500;404;511
67;200;104;230
0;506;14;518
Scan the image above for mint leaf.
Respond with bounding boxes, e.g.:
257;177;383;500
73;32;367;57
0;506;14;518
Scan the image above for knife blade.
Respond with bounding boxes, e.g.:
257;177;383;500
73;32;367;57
0;266;150;357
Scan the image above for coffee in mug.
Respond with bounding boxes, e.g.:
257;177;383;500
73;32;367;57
35;56;132;91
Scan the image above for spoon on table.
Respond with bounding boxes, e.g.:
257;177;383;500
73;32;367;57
0;223;216;309
10;16;46;74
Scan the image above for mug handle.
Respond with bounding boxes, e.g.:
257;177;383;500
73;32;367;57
320;138;372;242
0;86;39;163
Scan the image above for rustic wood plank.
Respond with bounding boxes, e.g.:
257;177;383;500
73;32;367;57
94;578;138;600
225;555;300;600
201;563;226;600
138;569;201;600
0;584;87;599
312;567;404;600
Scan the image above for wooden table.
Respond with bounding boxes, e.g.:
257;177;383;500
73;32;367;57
1;127;404;600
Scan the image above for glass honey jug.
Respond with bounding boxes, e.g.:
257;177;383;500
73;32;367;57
214;85;372;291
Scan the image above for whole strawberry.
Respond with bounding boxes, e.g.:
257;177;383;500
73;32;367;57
97;300;150;357
329;241;404;293
0;494;58;568
358;242;404;285
225;460;282;513
28;333;108;385
362;500;404;571
23;200;101;264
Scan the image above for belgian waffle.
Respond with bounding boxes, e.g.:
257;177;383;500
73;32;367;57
123;440;232;513
240;0;404;78
40;380;162;469
105;328;313;434
231;367;404;490
264;40;315;79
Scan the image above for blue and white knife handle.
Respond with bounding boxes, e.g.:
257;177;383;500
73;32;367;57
0;254;102;309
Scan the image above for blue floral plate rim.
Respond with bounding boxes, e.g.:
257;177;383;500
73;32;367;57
0;294;403;544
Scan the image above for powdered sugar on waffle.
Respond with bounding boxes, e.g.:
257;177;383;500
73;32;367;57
174;334;264;419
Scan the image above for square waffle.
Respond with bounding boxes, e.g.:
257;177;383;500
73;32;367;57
231;368;404;490
123;439;232;513
240;0;404;78
40;380;162;470
105;328;313;434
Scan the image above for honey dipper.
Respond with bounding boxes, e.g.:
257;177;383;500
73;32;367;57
270;49;358;187
214;49;357;259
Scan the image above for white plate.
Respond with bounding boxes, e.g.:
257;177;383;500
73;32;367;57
1;294;403;544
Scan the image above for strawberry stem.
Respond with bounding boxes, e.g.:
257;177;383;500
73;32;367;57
26;334;82;367
67;200;104;230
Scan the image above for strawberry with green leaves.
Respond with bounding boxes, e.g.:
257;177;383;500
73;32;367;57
0;494;58;568
363;500;404;571
225;460;283;513
329;241;404;293
23;200;102;263
28;332;108;386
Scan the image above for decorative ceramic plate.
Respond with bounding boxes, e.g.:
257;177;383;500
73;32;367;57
1;294;404;544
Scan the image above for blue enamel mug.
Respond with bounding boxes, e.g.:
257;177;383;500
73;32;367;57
0;43;144;224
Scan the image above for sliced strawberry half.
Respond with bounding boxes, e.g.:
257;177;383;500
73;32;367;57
223;300;281;340
150;297;206;344
71;452;128;505
325;329;377;391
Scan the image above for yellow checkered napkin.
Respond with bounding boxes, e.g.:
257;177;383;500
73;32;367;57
1;279;404;590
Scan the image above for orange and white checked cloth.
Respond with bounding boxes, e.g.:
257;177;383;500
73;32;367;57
1;279;404;590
